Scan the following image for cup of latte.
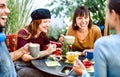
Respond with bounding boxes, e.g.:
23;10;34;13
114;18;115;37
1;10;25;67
64;36;75;45
29;43;40;57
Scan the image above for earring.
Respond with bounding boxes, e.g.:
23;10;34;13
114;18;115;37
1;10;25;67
75;24;77;27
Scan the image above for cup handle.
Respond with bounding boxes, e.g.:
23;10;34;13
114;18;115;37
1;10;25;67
85;52;87;57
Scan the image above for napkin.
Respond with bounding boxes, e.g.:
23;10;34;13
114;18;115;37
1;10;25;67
86;66;94;73
45;61;61;67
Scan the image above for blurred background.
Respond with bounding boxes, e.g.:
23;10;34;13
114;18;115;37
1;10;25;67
6;0;107;41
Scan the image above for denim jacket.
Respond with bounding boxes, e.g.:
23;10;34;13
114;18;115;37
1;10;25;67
0;42;17;77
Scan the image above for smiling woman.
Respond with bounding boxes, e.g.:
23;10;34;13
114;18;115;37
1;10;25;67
15;8;57;77
59;6;102;53
17;8;51;51
73;0;120;77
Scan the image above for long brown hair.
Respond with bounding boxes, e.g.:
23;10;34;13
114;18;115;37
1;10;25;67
18;19;46;40
27;20;42;37
72;6;92;30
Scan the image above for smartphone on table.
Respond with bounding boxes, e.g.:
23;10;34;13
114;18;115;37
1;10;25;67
59;66;73;75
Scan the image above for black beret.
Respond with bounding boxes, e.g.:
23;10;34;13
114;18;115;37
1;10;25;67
31;8;51;20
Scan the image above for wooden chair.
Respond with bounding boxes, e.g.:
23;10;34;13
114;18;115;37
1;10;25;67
5;34;17;52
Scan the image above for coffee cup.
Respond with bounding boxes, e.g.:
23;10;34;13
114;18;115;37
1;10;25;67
85;51;93;60
64;36;75;45
29;43;40;57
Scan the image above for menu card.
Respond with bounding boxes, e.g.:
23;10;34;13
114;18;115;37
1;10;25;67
45;61;61;67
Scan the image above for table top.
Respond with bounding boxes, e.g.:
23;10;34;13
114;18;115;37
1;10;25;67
31;56;94;77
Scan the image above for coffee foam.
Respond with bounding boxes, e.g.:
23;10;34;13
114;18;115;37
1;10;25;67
29;44;40;47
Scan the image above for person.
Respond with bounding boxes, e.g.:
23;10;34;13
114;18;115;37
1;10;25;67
15;8;57;77
59;6;102;53
0;0;30;77
17;8;56;62
73;0;120;77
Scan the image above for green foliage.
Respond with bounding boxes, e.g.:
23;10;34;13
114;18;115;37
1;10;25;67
48;20;68;41
61;42;68;55
48;24;61;41
46;0;80;20
5;0;34;34
46;0;106;26
109;29;116;35
46;0;106;40
81;0;106;26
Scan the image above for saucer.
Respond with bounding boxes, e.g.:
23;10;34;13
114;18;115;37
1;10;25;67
65;60;74;64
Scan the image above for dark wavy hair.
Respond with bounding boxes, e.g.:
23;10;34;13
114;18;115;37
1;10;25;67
72;6;92;30
108;0;120;16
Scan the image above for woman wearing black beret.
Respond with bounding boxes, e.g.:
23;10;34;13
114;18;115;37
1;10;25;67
15;8;57;77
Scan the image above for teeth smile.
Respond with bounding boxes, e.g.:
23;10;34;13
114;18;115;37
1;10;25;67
0;16;8;20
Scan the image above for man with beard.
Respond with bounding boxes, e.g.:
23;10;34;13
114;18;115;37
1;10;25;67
0;0;30;77
0;0;17;76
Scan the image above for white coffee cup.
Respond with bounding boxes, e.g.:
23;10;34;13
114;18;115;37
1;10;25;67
64;36;75;45
29;43;40;57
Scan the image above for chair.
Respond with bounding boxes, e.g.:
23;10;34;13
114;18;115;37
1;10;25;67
5;34;17;52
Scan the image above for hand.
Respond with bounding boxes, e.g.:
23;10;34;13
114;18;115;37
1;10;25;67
59;34;64;43
82;49;93;55
73;59;86;75
22;53;39;62
22;43;30;54
46;44;56;54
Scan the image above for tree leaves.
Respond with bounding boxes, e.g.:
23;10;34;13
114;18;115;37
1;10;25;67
5;0;34;34
46;0;106;26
